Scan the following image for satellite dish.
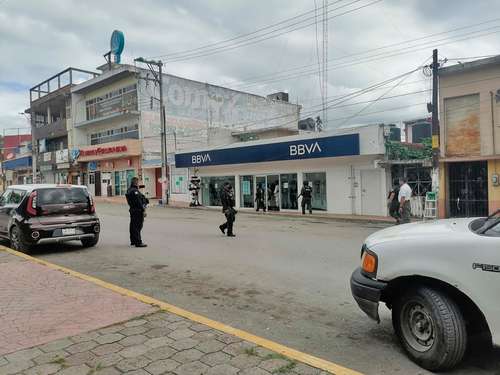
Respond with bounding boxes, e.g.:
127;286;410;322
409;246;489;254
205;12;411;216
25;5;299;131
110;30;125;63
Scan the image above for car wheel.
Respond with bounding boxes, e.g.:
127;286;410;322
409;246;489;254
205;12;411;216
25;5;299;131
10;225;31;254
392;286;467;371
81;234;99;248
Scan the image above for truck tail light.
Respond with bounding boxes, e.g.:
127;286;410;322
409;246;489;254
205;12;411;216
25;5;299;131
27;191;38;217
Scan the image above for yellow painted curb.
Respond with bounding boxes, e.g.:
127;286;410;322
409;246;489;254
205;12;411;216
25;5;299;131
1;246;363;375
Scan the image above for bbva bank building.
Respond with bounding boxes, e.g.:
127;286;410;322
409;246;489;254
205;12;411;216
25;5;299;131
173;124;391;216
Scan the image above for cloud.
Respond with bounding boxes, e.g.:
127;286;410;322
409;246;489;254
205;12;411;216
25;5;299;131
1;0;500;132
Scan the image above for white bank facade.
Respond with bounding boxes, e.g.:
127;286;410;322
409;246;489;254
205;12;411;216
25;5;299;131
174;125;390;216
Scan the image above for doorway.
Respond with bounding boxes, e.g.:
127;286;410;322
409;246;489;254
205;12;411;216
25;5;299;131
448;161;488;217
360;170;382;215
94;171;101;196
254;175;280;211
255;176;267;209
155;168;162;199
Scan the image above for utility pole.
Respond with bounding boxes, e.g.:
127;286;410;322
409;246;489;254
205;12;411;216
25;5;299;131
431;48;440;169
19;112;36;183
134;57;168;205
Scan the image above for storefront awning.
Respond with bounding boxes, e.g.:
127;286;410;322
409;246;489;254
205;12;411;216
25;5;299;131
3;156;32;170
175;133;360;168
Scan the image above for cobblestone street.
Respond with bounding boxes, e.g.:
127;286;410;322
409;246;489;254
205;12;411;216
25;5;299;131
0;248;353;374
1;311;330;375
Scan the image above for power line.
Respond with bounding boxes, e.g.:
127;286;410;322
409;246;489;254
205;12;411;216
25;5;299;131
227;18;500;88
150;0;344;59
337;56;431;127
234;25;500;90
156;0;382;63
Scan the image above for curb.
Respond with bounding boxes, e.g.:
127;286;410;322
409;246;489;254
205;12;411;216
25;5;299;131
97;199;396;225
1;246;363;375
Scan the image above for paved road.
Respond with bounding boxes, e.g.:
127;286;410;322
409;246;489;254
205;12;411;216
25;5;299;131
33;203;499;375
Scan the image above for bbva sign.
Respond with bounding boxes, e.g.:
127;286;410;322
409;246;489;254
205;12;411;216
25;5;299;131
289;142;322;156
192;153;211;164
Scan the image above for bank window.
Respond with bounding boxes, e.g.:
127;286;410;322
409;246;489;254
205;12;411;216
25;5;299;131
303;172;327;211
240;176;254;208
201;176;235;206
280;174;298;210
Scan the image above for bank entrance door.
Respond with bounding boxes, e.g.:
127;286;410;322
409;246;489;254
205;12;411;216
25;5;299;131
448;161;488;217
255;175;280;211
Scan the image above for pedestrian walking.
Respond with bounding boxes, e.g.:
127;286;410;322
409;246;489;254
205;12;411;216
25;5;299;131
398;177;412;224
219;182;237;237
298;181;313;215
125;177;148;247
255;183;266;212
387;181;400;224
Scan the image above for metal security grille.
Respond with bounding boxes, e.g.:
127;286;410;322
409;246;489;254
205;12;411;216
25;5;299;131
448;161;488;217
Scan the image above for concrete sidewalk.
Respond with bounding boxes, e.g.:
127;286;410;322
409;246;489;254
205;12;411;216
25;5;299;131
94;196;397;224
0;248;360;375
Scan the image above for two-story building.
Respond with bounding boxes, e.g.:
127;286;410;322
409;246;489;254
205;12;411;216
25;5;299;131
28;68;98;184
438;56;500;218
69;62;301;199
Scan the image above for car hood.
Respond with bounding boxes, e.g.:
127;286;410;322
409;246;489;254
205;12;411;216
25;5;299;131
365;218;476;248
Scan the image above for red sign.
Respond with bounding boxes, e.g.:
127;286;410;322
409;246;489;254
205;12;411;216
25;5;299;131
80;145;127;157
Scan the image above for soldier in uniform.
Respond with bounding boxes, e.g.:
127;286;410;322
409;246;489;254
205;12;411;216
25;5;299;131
255;183;266;212
219;182;236;237
125;177;148;247
298;181;313;215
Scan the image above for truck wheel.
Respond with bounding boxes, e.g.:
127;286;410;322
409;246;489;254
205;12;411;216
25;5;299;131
392;286;467;371
10;225;31;254
81;234;99;248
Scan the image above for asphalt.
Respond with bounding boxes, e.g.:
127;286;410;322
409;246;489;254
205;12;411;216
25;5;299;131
30;203;500;375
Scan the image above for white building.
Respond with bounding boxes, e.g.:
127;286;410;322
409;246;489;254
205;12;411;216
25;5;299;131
69;63;300;199
174;124;390;216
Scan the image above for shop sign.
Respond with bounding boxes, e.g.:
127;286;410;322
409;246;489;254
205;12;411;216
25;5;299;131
79;145;127;157
175;134;360;168
43;152;52;162
56;149;69;164
88;161;98;171
40;165;53;172
57;163;70;169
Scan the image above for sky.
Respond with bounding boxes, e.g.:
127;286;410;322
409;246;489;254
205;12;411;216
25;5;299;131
1;0;500;134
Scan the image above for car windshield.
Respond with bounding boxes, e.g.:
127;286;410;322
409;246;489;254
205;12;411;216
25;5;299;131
37;188;89;205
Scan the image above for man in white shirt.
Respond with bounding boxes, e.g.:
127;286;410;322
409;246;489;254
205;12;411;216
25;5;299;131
398;178;412;224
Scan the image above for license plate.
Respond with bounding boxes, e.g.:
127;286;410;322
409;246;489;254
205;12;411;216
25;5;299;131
62;228;76;236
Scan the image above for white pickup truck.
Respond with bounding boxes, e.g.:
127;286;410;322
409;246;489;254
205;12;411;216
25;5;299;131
350;211;500;371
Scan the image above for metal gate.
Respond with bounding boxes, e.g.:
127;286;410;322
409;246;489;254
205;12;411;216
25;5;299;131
448;161;488;217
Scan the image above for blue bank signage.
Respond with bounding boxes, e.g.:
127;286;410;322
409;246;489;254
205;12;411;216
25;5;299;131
175;134;360;168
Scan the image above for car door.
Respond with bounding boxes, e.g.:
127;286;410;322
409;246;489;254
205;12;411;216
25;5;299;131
0;189;27;236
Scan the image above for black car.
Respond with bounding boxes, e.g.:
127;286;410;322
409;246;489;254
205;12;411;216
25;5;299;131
0;184;100;252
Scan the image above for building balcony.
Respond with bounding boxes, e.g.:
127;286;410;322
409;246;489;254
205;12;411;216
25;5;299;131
73;109;140;128
33;118;68;140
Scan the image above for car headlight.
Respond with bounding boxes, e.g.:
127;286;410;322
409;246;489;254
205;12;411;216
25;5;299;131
361;246;378;278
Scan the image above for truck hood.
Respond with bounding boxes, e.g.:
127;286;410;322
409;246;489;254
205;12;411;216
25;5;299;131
365;218;476;248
